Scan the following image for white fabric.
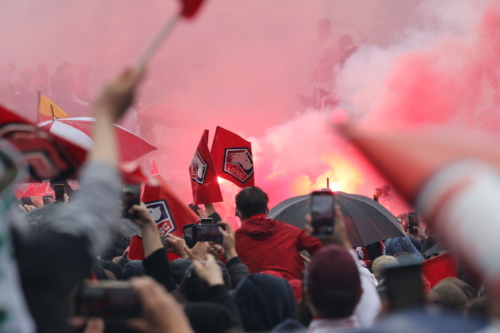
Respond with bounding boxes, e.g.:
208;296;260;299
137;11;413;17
416;160;500;284
349;250;381;328
47;120;94;149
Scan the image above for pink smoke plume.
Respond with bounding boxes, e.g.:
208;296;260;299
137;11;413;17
3;0;497;220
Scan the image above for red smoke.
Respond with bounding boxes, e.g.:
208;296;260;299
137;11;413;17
5;0;497;219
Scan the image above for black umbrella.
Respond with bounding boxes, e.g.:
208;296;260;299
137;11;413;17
267;192;404;247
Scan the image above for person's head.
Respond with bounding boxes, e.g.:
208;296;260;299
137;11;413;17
306;245;362;319
235;186;269;221
428;280;468;312
372;255;399;283
316;19;332;42
35;63;49;79
232;274;295;332
464;297;489;318
393;252;418;266
339;34;355;51
441;278;476;301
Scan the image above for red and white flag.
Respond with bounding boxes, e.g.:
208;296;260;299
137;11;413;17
189;130;223;205
128;174;199;260
211;126;255;188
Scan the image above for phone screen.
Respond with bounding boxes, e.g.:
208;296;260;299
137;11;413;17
43;195;53;205
195;225;223;243
408;212;419;233
122;184;141;219
385;264;424;310
54;184;65;202
183;224;196;248
311;191;334;237
21;197;33;206
75;283;141;319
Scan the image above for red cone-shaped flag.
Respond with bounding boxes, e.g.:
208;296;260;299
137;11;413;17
190;130;223;205
338;124;500;204
179;0;206;18
150;160;159;176
421;252;458;288
211;126;255;188
128;174;199;260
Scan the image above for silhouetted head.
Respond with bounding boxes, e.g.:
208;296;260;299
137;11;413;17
339;34;355;51
316;19;332;42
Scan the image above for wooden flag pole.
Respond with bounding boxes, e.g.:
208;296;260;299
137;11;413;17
136;14;181;70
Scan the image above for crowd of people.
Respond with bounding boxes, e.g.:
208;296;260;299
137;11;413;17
1;64;496;333
0;61;92;120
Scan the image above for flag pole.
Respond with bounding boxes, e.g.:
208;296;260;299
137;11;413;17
136;14;181;70
50;104;55;121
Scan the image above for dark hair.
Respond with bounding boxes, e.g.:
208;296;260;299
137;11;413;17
235;187;269;219
310;289;360;318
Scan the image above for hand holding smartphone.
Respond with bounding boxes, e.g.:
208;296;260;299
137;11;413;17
73;282;142;320
122;184;141;219
408;212;419;234
311;191;335;238
54;184;65;202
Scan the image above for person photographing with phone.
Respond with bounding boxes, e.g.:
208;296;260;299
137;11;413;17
232;186;322;280
306;194;381;328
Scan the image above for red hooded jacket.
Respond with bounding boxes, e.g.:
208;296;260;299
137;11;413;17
235;214;323;280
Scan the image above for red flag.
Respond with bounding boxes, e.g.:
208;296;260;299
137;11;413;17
128;174;199;260
180;0;206;18
189;130;223;205
211;126;255;188
421;252;458;288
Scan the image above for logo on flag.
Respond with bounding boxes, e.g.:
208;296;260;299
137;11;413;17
190;149;208;185
145;199;177;235
223;148;254;183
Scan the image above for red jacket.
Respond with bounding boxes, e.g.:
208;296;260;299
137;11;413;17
235;214;323;280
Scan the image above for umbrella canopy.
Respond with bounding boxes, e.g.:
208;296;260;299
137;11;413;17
39;117;157;162
268;192;404;247
0;104;87;181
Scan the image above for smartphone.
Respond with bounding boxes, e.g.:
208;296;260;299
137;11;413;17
193;225;223;243
73;282;142;320
183;223;197;248
408;212;419;234
54;184;65;202
42;195;53;205
385;264;424;310
310;191;335;237
159;235;172;249
200;218;213;225
21;197;33;206
122;184;141;219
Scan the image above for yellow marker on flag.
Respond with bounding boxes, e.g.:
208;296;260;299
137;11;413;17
37;93;69;123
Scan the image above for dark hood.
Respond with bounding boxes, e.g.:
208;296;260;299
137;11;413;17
232;274;295;332
240;215;281;241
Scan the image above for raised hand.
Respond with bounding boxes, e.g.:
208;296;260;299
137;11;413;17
217;221;237;260
192;254;224;287
128;277;193;333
